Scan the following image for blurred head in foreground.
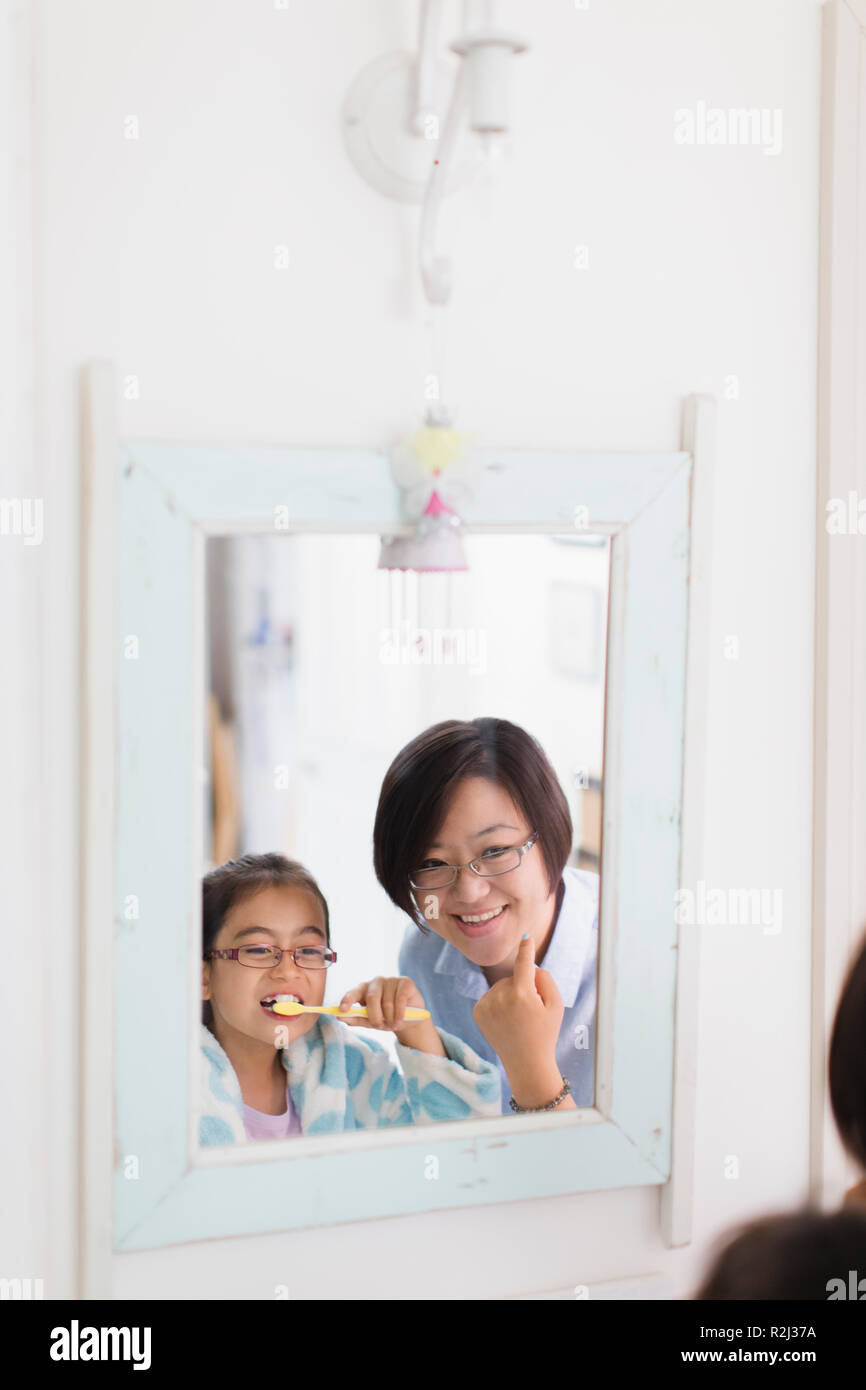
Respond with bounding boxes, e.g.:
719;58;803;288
693;1208;866;1300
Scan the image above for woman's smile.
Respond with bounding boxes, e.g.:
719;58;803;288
450;903;508;938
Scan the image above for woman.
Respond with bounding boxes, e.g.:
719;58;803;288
353;717;599;1114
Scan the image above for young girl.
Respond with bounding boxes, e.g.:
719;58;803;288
199;852;501;1144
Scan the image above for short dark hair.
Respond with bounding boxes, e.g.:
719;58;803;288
202;852;330;1028
693;1207;866;1299
829;926;866;1173
373;718;573;931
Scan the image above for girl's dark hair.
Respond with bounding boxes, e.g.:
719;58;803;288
693;1207;866;1299
373;718;573;932
829;926;866;1173
202;852;330;1028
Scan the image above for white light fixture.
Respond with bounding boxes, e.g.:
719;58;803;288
341;0;527;305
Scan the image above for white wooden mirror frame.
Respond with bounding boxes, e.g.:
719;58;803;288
79;365;713;1288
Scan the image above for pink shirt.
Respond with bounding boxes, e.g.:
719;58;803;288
242;1084;303;1141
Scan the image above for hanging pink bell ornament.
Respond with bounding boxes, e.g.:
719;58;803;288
377;418;481;572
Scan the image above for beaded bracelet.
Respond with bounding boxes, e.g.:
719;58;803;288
508;1077;572;1113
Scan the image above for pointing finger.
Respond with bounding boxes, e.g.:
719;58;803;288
514;932;537;987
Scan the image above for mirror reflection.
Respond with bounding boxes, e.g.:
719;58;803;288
199;533;608;1145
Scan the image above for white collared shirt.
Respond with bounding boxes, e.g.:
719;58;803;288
398;866;599;1111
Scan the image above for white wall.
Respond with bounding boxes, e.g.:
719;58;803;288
9;0;820;1298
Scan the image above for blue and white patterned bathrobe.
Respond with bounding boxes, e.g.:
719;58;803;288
199;1017;502;1145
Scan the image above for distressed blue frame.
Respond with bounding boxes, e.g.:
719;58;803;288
113;442;692;1250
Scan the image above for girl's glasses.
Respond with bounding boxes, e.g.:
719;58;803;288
203;945;337;970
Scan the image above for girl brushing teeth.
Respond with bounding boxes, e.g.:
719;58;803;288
199;853;501;1143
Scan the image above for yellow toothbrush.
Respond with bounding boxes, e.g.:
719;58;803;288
271;1001;430;1021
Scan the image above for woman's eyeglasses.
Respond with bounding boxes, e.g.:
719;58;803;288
203;945;337;970
409;831;539;890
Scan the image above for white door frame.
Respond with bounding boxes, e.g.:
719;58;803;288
812;0;866;1206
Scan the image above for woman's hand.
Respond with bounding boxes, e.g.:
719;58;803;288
472;935;570;1108
337;976;447;1056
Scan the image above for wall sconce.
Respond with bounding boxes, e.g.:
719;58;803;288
341;0;528;305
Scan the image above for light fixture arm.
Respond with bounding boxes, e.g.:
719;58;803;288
418;2;527;306
419;58;470;305
411;0;446;136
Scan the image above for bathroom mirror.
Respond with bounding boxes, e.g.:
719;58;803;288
82;367;711;1254
198;530;607;1139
